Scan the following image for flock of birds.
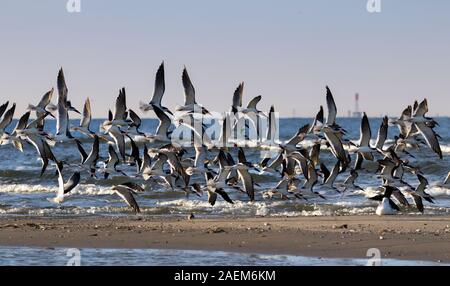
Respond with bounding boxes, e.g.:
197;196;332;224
0;62;449;216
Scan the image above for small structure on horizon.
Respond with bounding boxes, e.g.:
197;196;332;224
352;93;362;118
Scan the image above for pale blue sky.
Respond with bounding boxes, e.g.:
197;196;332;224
0;0;449;118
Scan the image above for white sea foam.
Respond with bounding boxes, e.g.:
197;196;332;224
428;186;450;197
72;185;114;196
0;184;53;193
440;144;450;154
155;199;272;216
0;183;114;196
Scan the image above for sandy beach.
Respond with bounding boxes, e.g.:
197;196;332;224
1;215;450;263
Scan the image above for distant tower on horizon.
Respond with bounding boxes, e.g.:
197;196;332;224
352;93;362;118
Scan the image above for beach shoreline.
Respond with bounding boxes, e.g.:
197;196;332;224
1;215;450;263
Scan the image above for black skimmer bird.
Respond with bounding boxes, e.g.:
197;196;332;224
111;183;142;214
139;61;172;115
48;162;81;204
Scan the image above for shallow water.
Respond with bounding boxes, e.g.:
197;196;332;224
1;117;450;217
0;246;445;266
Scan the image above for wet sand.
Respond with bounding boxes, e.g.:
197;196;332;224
1;215;450;263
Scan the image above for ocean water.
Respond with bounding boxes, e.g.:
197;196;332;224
1;117;450;218
0;247;445;266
